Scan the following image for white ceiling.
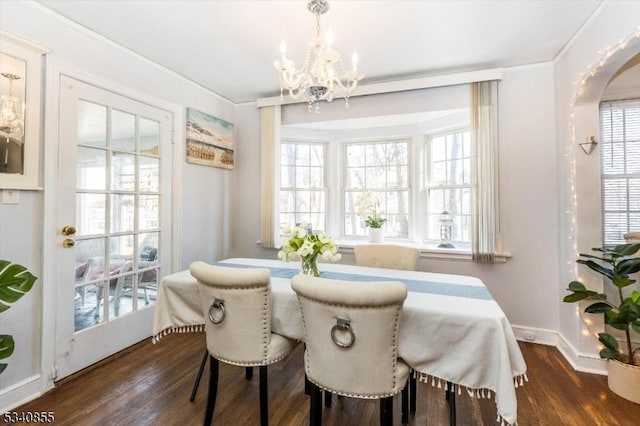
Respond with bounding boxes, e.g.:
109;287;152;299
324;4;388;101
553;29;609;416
37;0;603;104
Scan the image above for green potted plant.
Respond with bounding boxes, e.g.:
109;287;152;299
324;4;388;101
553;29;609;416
563;243;640;403
0;259;37;374
355;192;386;243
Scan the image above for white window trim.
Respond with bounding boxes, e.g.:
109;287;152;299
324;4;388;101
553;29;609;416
423;127;473;246
277;121;507;261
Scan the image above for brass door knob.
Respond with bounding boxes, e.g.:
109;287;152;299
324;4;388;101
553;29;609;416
62;239;75;248
62;225;76;236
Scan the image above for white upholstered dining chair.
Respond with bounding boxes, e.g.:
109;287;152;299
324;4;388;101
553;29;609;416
353;243;420;411
354;244;420;271
190;261;299;426
291;274;410;425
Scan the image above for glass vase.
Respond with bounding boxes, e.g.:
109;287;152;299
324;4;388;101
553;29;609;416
300;254;320;277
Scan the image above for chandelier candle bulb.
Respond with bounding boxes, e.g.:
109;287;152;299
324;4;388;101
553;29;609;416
274;0;364;112
280;41;287;61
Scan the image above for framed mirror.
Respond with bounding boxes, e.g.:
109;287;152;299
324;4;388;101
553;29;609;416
0;31;48;189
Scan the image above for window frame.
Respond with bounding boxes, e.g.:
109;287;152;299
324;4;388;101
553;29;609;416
279;138;329;234
423;127;472;246
600;100;640;246
340;137;412;239
277;124;476;252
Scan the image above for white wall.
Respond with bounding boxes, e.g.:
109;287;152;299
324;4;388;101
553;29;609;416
554;1;640;370
0;0;234;409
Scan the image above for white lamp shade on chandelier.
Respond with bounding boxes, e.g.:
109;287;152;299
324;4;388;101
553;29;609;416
0;72;24;140
274;0;364;112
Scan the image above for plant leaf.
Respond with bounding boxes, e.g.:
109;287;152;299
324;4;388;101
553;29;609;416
585;302;613;313
618;258;640;275
563;292;588;303
0;262;37;312
608;314;630;331
632;291;640;304
599;347;618;360
612;275;635;289
612;243;640;257
576;259;614;280
598;333;619;351
0;334;15;361
633;320;640;334
568;281;586;291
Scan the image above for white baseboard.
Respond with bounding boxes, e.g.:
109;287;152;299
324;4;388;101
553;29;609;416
0;375;43;414
512;325;607;375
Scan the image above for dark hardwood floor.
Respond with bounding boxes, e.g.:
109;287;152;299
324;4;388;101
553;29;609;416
13;333;639;425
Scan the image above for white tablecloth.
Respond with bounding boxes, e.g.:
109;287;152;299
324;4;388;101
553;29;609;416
153;258;527;425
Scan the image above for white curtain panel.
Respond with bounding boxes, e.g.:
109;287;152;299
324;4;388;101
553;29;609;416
259;105;281;248
471;81;499;263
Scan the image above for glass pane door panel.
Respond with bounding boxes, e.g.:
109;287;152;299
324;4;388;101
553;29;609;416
139;118;160;155
111;194;135;233
111;152;136;191
78;101;107;147
111;109;136;152
139;195;159;230
139;156;159;192
77;147;106;190
139;232;159;261
110;234;134;267
76;194;106;236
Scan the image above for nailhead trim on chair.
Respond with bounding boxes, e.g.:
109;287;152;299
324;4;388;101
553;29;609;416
296;294;407;399
262;288;269;364
205;286;296;367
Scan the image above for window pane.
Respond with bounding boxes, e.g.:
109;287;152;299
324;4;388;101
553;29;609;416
343;140;409;237
296;166;310;187
112;109;136;152
279;142;327;232
111;194;135;233
425;130;472;242
346;144;365;167
139;156;159;193
346;168;365;189
77;147;106;190
601;102;640;245
140;117;160;155
77;193;106;236
78;101;106;147
139;195;159;231
112;152;136;191
366;166;386;188
310;145;323;166
280;190;295;213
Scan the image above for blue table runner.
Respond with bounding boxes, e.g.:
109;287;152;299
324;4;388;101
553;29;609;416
218;262;493;301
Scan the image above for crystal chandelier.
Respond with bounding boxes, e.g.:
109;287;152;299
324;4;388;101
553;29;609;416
0;72;24;139
273;0;364;112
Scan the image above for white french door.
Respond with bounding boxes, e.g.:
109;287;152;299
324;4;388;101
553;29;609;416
54;76;172;379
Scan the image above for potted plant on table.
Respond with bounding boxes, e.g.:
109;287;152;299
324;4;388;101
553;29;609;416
277;223;341;277
355;192;386;243
0;259;37;374
563;243;640;403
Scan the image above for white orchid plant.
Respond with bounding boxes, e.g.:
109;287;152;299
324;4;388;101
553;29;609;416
355;192;386;228
277;223;342;263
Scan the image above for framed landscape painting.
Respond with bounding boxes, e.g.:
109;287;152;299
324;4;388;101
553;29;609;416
186;107;234;169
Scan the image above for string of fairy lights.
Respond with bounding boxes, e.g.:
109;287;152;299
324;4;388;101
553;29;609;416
565;25;640;336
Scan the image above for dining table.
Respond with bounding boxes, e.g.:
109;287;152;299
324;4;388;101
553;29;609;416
152;258;527;425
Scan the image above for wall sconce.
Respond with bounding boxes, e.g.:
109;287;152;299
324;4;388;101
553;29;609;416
438;210;455;249
579;136;597;155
